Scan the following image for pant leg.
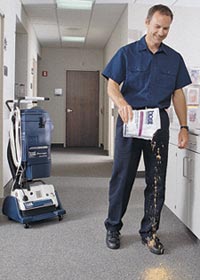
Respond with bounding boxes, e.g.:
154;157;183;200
105;116;142;232
139;109;169;238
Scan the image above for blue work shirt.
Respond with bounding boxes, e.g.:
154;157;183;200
102;35;192;109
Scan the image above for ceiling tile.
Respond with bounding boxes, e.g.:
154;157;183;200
135;0;176;5
86;3;127;48
57;9;91;27
96;0;129;2
60;26;87;37
174;0;200;7
33;24;60;43
21;0;54;4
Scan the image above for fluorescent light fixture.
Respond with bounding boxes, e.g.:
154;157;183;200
62;36;85;43
57;0;94;10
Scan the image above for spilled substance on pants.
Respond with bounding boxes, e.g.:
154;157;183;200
150;141;163;234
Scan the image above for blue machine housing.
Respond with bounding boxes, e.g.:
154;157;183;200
21;107;53;180
2;103;66;228
2;191;66;228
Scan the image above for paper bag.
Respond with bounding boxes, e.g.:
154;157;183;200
123;108;161;140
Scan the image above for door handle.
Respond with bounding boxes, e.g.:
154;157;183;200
67;108;73;113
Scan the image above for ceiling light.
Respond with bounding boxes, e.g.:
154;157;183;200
62;36;85;43
57;0;94;10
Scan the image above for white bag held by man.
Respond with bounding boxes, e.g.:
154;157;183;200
123;108;161;140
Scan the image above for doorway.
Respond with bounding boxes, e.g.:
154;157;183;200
66;70;99;147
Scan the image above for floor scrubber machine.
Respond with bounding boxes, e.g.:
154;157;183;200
2;97;66;228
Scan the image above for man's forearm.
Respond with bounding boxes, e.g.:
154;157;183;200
107;78;127;108
107;78;132;123
172;89;187;126
172;88;189;148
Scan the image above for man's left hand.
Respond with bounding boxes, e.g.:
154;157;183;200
178;129;189;149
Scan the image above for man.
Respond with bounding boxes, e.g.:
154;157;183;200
102;4;191;255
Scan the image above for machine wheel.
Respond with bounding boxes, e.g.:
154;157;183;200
24;223;30;229
58;215;63;221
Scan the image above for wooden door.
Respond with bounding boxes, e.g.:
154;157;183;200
66;70;99;147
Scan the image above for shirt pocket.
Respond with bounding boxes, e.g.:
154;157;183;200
127;66;149;91
156;69;177;91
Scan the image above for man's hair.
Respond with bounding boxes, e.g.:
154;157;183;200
147;4;173;21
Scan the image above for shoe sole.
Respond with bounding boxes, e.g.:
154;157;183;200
106;240;120;250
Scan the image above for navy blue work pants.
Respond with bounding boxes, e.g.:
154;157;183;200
105;109;169;238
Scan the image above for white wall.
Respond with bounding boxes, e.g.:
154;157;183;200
128;3;200;67
103;6;128;155
0;0;40;196
166;6;200;67
15;33;28;97
38;48;104;145
1;0;21;195
128;4;146;43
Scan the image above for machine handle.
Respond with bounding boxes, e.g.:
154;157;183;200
6;97;50;111
19;96;50;102
5;100;14;112
18;97;50;108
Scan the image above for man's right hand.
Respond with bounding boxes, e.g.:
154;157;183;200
118;104;133;124
107;78;133;124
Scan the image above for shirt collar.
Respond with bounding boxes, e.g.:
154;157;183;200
138;35;168;55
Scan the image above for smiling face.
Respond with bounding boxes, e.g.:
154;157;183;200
145;11;172;51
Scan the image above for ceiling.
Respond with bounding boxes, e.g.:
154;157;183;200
19;0;200;49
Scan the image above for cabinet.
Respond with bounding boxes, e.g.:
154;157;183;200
188;151;200;237
165;129;200;239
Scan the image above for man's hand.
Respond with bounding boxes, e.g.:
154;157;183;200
172;89;188;149
118;104;133;124
178;129;189;149
107;78;133;123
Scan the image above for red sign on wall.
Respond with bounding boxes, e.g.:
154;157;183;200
42;70;48;77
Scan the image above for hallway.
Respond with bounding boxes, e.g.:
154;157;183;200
1;147;199;280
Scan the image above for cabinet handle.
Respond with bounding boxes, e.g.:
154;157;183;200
188;158;193;182
183;157;193;181
183;156;189;178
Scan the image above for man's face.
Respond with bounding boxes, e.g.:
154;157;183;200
145;11;172;46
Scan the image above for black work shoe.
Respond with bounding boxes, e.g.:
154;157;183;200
106;230;120;249
141;234;164;255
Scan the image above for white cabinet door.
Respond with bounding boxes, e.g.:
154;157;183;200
165;143;178;214
176;148;200;239
166;129;200;239
188;151;200;239
166;145;191;226
175;148;191;227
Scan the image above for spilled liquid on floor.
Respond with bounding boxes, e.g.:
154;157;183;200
141;265;173;280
